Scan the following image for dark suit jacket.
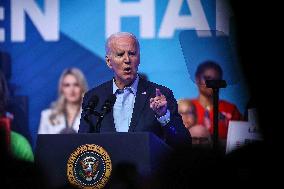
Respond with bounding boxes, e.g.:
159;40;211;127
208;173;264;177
79;77;191;148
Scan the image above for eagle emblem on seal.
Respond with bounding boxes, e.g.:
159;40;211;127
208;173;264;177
79;156;100;181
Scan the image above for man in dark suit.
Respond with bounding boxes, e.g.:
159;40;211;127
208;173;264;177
79;32;191;147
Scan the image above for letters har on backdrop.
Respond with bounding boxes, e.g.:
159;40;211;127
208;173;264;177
0;0;248;147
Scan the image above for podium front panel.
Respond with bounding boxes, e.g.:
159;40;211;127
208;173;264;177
35;132;170;188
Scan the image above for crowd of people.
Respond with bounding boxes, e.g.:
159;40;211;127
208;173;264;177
34;33;242;150
1;31;257;188
1;34;244;158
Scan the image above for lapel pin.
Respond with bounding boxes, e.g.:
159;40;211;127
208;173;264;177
142;91;146;95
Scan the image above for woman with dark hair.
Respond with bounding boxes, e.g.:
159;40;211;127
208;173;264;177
191;61;242;146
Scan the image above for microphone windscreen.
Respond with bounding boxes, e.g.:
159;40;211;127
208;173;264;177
88;94;99;109
105;94;117;108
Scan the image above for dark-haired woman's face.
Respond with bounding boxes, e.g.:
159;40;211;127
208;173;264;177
197;68;221;97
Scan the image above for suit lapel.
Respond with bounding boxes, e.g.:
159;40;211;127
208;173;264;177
129;78;150;132
100;80;116;132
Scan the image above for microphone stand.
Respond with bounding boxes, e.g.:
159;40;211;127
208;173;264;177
83;108;101;133
86;108;110;133
94;113;104;133
86;95;116;133
205;79;227;152
94;105;112;133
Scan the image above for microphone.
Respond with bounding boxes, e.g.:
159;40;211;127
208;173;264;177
87;94;116;133
83;94;100;122
92;94;116;133
100;94;117;119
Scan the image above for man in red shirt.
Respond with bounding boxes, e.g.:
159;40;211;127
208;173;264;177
191;61;242;145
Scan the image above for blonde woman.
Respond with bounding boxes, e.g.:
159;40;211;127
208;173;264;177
38;68;88;134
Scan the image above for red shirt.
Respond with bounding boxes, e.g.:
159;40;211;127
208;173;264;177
191;99;242;139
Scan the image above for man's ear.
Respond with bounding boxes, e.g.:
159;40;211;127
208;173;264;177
105;55;112;69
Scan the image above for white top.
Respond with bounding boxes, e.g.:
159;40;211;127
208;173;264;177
38;109;81;134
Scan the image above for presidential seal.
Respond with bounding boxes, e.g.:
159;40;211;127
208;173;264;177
67;144;112;189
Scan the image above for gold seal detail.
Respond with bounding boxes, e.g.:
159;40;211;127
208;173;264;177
67;144;112;189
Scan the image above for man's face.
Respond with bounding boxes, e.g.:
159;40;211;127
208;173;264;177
106;36;140;87
196;68;221;97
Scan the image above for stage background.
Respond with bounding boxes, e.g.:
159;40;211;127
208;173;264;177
0;0;249;147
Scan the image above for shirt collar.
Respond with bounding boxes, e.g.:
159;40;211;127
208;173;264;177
112;75;139;96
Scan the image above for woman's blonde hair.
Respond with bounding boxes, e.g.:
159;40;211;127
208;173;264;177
49;68;88;125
